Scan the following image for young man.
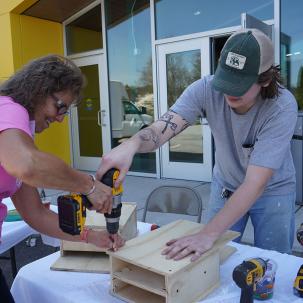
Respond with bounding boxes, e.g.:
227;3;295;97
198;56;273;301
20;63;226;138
98;29;298;260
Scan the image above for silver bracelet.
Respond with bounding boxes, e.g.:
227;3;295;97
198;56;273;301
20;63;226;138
82;174;96;196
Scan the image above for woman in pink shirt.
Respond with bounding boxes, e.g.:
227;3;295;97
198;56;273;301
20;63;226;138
0;55;124;302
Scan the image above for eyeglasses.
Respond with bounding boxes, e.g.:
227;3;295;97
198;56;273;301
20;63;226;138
51;94;70;116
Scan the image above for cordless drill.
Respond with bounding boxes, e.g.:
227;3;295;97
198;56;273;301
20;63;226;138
233;258;267;303
57;168;123;235
297;223;303;246
293;223;303;297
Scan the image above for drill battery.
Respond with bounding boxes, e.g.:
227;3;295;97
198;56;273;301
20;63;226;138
57;194;91;235
57;168;123;236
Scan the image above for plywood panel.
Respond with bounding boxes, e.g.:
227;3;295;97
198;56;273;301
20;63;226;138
52;203;137;273
108;220;239;275
51;251;109;273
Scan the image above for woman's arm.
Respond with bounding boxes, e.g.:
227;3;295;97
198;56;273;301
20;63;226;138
0;129;112;212
11;184;124;248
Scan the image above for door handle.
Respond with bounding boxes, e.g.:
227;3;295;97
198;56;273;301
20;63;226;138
97;110;101;126
100;109;106;127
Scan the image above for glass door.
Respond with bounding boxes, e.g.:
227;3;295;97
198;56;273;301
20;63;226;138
157;38;212;181
70;54;110;171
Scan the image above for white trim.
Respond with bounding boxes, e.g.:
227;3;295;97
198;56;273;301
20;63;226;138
63;0;101;26
150;0;160;178
100;0;112;154
67;49;103;60
69;54;106;171
67;110;74;167
157;38;213;182
274;0;280;65
127;171;157;178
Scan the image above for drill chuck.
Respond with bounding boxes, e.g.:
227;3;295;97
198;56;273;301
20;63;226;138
101;168;123;235
104;200;122;234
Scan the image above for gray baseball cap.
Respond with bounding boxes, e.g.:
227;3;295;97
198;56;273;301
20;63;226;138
211;28;274;96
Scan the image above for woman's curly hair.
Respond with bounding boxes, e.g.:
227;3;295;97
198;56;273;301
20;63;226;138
0;55;85;114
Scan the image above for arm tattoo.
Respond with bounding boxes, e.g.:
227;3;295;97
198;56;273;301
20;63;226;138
180;119;190;132
159;113;177;134
139;127;160;149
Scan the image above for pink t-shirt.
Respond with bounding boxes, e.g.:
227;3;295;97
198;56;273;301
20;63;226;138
0;96;35;238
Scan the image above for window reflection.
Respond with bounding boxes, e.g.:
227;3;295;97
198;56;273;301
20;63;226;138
105;0;155;173
155;0;274;40
281;0;303;110
166;50;203;163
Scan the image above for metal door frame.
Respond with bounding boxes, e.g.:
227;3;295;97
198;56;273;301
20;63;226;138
157;37;213;181
69;54;111;170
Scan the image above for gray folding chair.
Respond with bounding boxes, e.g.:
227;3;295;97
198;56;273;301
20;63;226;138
142;185;203;223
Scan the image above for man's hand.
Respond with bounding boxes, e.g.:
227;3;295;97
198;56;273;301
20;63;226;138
161;231;218;262
87;180;113;213
97;141;138;188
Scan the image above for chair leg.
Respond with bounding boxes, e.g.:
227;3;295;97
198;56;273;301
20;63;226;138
9;247;17;278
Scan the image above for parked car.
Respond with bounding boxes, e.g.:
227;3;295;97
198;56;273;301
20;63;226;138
110;81;153;138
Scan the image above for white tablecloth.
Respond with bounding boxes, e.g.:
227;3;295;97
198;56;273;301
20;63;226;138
10;222;303;303
1;198;37;254
0;198;60;254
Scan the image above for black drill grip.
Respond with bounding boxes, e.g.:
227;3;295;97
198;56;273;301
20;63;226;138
82;168;118;208
100;168;117;188
82;195;93;209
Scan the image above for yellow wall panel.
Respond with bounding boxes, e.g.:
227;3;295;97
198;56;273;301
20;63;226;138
67;26;101;54
0;14;15;78
0;78;8;83
19;15;64;63
10;13;22;71
17;15;71;165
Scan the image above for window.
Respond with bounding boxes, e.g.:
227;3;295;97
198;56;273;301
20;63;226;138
65;4;102;55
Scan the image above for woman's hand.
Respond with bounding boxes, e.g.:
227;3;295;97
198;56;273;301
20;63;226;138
88;230;125;250
161;231;218;262
86;180;113;213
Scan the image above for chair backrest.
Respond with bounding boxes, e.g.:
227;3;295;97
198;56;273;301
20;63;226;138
142;185;203;223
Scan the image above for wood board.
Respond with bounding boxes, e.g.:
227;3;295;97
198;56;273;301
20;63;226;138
51;202;137;273
50;251;110;273
61;202;137;253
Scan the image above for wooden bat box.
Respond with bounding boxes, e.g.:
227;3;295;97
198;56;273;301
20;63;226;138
108;220;239;303
51;202;137;273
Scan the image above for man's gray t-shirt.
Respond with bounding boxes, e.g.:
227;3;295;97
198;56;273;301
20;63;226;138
171;75;298;195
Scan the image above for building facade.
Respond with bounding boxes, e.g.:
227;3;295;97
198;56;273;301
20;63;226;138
0;0;302;183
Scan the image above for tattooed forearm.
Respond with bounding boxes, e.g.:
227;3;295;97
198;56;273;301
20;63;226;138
180;120;190;132
133;111;190;153
138;127;160;150
159;112;177;134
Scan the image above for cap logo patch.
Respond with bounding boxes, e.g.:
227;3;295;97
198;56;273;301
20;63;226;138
226;52;246;70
